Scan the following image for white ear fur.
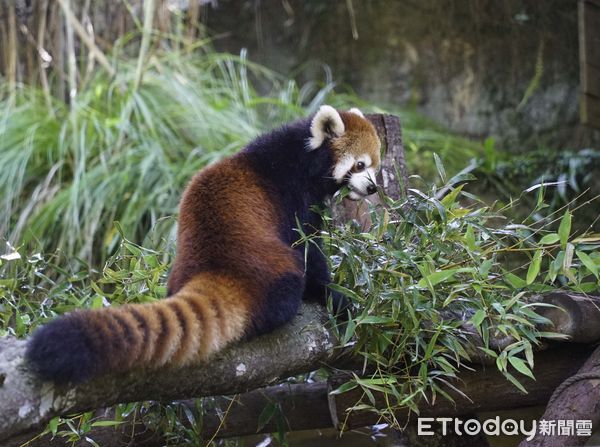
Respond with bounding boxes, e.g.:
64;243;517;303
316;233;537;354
308;105;345;150
349;107;364;118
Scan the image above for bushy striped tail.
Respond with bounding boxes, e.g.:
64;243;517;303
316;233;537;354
26;275;250;384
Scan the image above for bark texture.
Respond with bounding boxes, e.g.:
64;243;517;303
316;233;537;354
518;344;600;447
0;303;336;444
10;345;596;447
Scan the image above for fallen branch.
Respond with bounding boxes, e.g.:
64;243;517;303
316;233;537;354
15;383;334;447
328;345;594;432
536;292;600;343
2;293;599;444
12;344;595;446
0;303;337;444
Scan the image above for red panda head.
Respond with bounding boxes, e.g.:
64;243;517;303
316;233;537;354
308;105;381;200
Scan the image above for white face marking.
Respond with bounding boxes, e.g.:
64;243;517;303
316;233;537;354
332;154;378;199
333;155;356;182
348;167;377;199
307;105;345;151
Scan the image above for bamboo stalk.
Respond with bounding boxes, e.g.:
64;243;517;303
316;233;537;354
6;0;18;93
80;0;96;90
64;0;77;102
37;0;54;112
187;0;201;41
56;0;115;78
53;0;66;102
134;0;156;91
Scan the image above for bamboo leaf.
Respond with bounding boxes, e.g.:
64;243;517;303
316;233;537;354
539;233;559;245
433;153;446;182
558;210;572;247
526;250;543;285
471;309;486;327
576;250;598;278
503;371;528;394
417;269;459;288
508;356;534;379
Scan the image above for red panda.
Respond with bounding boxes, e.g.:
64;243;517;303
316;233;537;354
26;106;381;384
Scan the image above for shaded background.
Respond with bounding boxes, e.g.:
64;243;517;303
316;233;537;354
201;0;599;150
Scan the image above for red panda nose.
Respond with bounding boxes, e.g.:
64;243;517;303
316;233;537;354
367;185;377;195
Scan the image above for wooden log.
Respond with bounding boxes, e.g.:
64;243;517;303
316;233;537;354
332;113;408;230
518;344;600;447
327;345;594;432
14;383;334;447
366;113;409;201
15;345;595;446
537;293;600;343
0;303;337;444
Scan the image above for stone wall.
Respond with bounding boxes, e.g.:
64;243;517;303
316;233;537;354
201;0;598;150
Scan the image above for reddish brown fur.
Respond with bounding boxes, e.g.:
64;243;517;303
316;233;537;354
27;107;378;383
334;112;381;166
75;155;305;373
168;155;301;295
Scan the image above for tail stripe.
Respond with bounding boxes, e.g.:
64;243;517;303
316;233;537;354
207;297;224;339
151;306;169;366
188;276;250;346
111;310;143;369
181;294;218;357
98;312;127;370
127;307;149;355
153;304;183;366
190;280;226;341
169;299;201;364
130;306;161;365
208;279;247;343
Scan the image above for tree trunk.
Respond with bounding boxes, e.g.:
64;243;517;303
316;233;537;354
518;344;600;447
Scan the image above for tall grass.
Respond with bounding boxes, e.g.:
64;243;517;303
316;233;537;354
0;2;488;267
0;45;345;263
0;39;483;266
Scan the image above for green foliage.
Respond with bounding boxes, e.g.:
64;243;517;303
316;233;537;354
399;110;483;179
475;142;600;216
0;46;337;265
317;174;599;427
0;41;486;270
0;236;170;337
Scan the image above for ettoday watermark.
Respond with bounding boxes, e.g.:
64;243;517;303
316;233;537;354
417;417;593;441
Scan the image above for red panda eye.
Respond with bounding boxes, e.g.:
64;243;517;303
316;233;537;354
356;161;365;171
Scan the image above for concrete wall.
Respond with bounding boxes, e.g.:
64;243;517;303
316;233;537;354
201;0;599;150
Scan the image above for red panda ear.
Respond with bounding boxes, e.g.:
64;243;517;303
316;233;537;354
308;105;345;150
349;107;364;118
